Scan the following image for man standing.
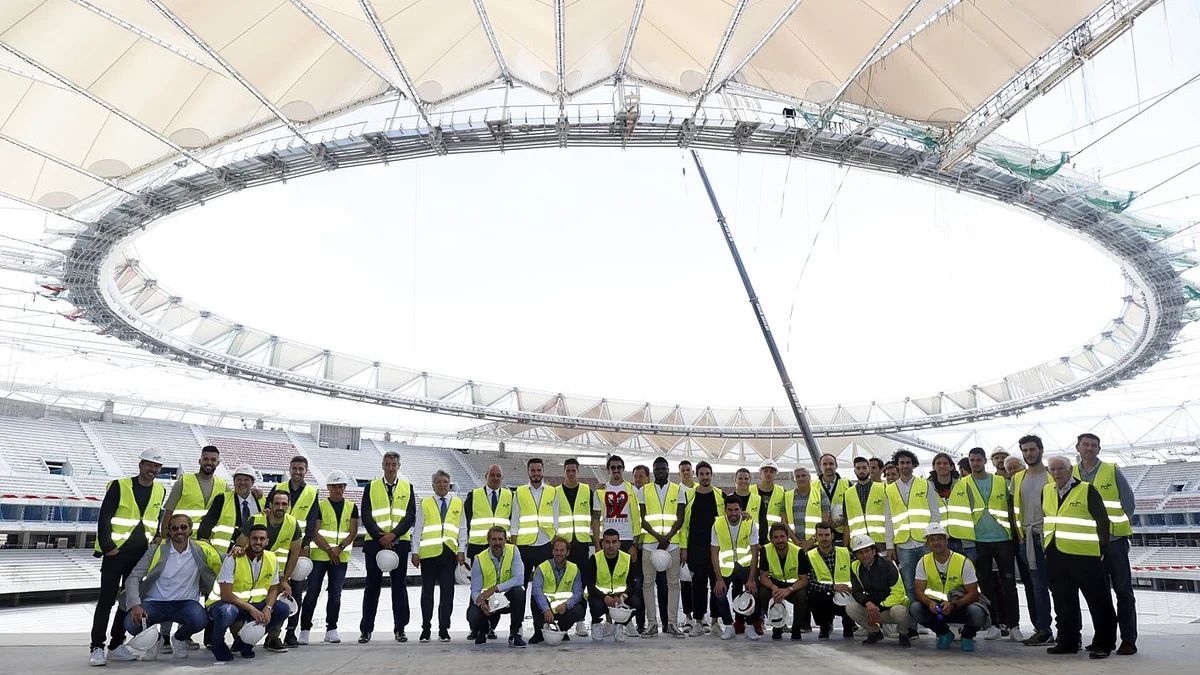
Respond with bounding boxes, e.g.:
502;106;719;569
467;526;526;646
90;448;165;667
751;460;788;544
587;529;642;642
911;523;987;652
1044;455;1117;659
676;459;696;625
806;521;854;640
1011;435;1055;646
1074;433;1137;655
869;458;885;484
787;466;829;549
842;457;887;551
197;465;262;553
593;455;642;635
637;456;687;638
991;448;1011;478
965;447;1023;642
846;533;909;648
302;471;359;645
553;458;595;637
207;525;291;661
884;447;940;639
411;469;463;643
757;523;809;641
817;454;850;542
359;451;415;644
710;500;760;640
464;465;511;561
532;537;586;636
109;515;222;662
237;491;302;653
513;457;555;643
930;452;976;561
678;460;696;490
680;461;723;637
265;456;319;647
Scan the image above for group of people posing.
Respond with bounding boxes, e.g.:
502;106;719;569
85;432;1137;666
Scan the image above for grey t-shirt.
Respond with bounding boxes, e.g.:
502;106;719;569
1019;468;1049;531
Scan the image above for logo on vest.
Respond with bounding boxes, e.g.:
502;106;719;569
1068;500;1083;509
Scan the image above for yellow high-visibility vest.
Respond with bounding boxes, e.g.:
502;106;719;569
479;543;517;588
1073;461;1131;537
596;481;642;539
366;478;412;542
851;558;909;608
95;478;164;553
175;474;227;537
209;491;264;551
714;517;754;577
680;488;724;548
208;551;278;607
514;484;556;545
1042;481;1100;557
807;546;851;585
842;482;887;543
310;499;355;562
468;488;512;545
763;542;802;584
920;551;967;602
942;479;976;541
784;488;824;540
963;475;1011;537
555;483;593;543
639;482;682;545
537;559;579;605
593;550;632;595
273;481;318;537
419;495;463;558
746;486;787;527
884;477;932;544
248;513;298;570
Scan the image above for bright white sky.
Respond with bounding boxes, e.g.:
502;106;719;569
2;1;1199;446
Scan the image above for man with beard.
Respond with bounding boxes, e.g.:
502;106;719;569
636;457;687;638
265;456;319;647
884;448;941;638
710;500;760;640
593;455;643;636
818;454;850;547
513;457;556;643
806;521;854;640
208;525;291;661
846;533;910;648
467;526;526;647
236;491;302;653
531;537;586;636
1011;435;1055;646
841;457;887;553
680;461;724;636
757;523;809;641
553;458;596;637
302;471;359;645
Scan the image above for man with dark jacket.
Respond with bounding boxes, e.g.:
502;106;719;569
846;534;910;647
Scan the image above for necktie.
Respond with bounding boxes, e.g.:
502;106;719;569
439;497;448;520
490;490;498;511
241;499;250;523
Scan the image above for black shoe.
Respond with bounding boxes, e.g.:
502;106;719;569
790;631;803;641
467;630;477;640
562;634;570;642
419;628;431;643
358;633;371;644
1047;643;1080;655
772;628;783;641
1024;630;1054;646
212;643;234;661
1089;650;1111;660
238;644;255;659
395;630;407;643
284;631;300;648
907;627;920;639
899;635;911;648
863;632;884;645
818;627;831;640
843;626;855;639
486;630;497;640
528;633;543;645
439;630;451;643
475;634;487;645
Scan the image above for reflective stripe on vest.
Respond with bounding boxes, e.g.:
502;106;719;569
942;479;976;541
1042;481;1100;557
785;488;823;540
1012;470;1027;532
806;546;851;585
764;542;802;584
921;551;967;602
593;550;631;595
850;558;910;608
515;484;556;544
95;478;164;553
842;482;887;543
176;474;227;531
208;551;279;606
310;499;355;562
274;482;318;536
419;495;463;558
211;491;264;551
367;479;412;542
746;486;786;526
248;513;298;570
479;543;517;588
538;559;579;604
965;475;1011;536
556;483;593;543
884;477;932;544
714;518;754;577
639;482;682;545
1073;462;1132;537
469;488;512;545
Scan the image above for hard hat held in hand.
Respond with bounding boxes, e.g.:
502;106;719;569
290;556;313;581
454;563;471;585
128;623;160;652
487;592;510;613
649;549;671;572
279;594;298;617
732;592;756;617
608;603;633;624
376;549;400;573
238;622;266;646
679;564;693;582
541;625;566;646
766;600;788;628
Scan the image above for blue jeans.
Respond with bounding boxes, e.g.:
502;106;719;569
123;600;208;640
1021;531;1052;633
301;559;349;630
896;545;929;603
208;600;291;643
1104;537;1137;644
910;601;987;638
948;540;977;564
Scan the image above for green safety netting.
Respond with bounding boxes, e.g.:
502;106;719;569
1084;188;1138;213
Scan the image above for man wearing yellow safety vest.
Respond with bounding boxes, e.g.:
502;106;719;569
208;524;291;661
1044;455;1117;659
300;470;359;645
467;525;527;646
236;491;301;653
911;523;987;652
264;455;319;647
90;447;165;668
806;520;854;640
841;457;887;553
751;460;788;547
532;536;586;636
1073;433;1137;655
636;456;688;638
197;465;263;553
463;465;511;561
592;455;643;636
108;514;223;662
845;533;909;647
586;529;642;642
756;522;810;641
680;461;723;637
817;454;850;547
869;457;885;484
512;457;555;643
675;459;696;625
963;447;1023;642
159;446;225;543
929;452;977;561
358;451;415;644
785;466;828;634
554;457;596;637
710;499;760;640
1011;435;1055;646
884;448;941;640
411;469;464;643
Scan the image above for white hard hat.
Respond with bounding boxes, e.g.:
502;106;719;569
128;623;160;652
541;625;566;646
766;601;788;628
278;594;298;617
454;563;471;586
238;621;266;646
376;549;399;573
325;470;349;486
232;464;256;479
732;591;757;617
833;590;853;607
923;523;948;539
290;556;313;581
138;447;165;464
608;604;633;624
850;534;876;553
487;592;510;613
649;549;671;572
759;459;778;471
679;564;693;582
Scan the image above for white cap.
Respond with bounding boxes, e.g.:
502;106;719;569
232;464;257;479
758;459;778;471
139;447;165;464
325;470;349;486
923;523;948;539
850;534;876;553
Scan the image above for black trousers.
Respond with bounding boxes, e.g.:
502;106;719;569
1047;548;1117;652
618;540;644;629
756;579;808;638
588;591;644;624
566;540;591;571
419;550;457;631
91;545;145;650
285;577;307;631
466;543;488;560
520;543;553;635
360;539;411;634
975;540;1019;629
809;590;852;632
687;545;714;621
466;587;526;637
711;566;752;624
681;579;693;618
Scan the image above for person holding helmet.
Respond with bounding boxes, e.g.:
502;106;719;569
532;537;586;640
513;457;556;644
265;455;319;647
593;455;643;636
756;523;809;641
359;450;415;644
911;523;987;652
235;491;301;653
553;458;597;637
208;524;291;661
467;525;527;646
107;514;223;662
300;471;360;645
845;534;910;648
90;447;166;667
806;520;854;640
197;465;264;553
884;448;940;639
411;469;464;643
636;456;687;638
586;529;642;642
710;499;760;640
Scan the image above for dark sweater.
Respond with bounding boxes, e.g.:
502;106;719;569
850;556;903;608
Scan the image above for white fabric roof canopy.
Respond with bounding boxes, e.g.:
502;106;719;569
0;0;1106;212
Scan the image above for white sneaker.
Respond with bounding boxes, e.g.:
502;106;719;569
298;630;310;645
984;626;1002;641
1008;627;1026;642
171;640;188;659
614;625;626;643
89;647;107;666
139;646;157;662
746;624;761;641
574;620;589;637
688;621;705;638
720;625;735;640
108;645;136;662
324;630;341;644
591;625;605;643
702;619;712;634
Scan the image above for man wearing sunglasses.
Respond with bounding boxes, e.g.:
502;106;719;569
593;455;643;636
